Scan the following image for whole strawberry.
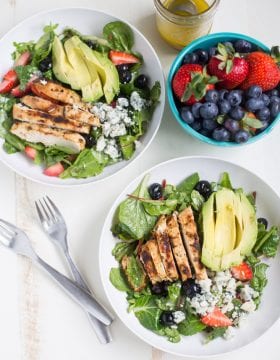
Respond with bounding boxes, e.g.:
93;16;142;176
208;43;249;89
172;64;217;105
240;47;280;91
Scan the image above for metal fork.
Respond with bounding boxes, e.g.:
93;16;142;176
0;219;112;326
35;196;113;344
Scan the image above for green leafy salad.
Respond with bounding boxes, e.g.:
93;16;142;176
0;22;161;178
110;172;280;343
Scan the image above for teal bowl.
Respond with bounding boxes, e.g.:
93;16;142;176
167;32;280;147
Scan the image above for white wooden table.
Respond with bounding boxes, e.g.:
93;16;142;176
0;0;280;359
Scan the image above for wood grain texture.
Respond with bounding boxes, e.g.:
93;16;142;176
16;175;41;360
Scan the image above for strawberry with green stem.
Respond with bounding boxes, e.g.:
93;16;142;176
208;43;249;90
172;64;218;105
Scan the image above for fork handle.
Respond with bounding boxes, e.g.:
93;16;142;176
65;252;113;344
36;256;113;326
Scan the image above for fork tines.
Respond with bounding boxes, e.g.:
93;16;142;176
35;196;64;226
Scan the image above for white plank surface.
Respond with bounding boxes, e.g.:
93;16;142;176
0;0;280;359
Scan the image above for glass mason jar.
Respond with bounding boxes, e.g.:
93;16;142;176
154;0;220;50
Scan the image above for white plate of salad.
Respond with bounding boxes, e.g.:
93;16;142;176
99;156;280;357
0;8;164;186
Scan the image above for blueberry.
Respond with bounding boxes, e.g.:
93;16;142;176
148;183;163;200
160;311;175;326
180;107;195;124
194;180;212;199
234;39;253;53
218;99;231;115
199;102;219;119
205;89;219;103
227;90;242;106
182;52;199;64
150;281;169;296
191;120;202;131
267;89;279;97
38;55;52;72
202;118;218;131
219;89;229;101
117;64;129;72
224;118;240;133
229;106;245;120
194;49;209;65
270;96;280;105
234;129;250;143
257;217;268;229
191;103;202;119
246;85;262;99
245;98;265;112
181;279;202;299
134;74;149;89
261;94;270;106
83;134;96;148
212;127;231;141
119;69;132;84
208;47;217;57
256;107;270;121
199;129;210;137
270;102;280;118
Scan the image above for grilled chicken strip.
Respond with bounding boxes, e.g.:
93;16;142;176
13;104;90;134
146;238;169;281
166;213;192;281
153;216;179;282
121;255;147;292
139;243;162;284
21;95;64;117
64;105;100;127
10;121;85;153
178;207;208;280
31;80;87;108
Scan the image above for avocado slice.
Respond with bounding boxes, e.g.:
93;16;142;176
52;36;80;90
78;42;120;103
201;188;258;271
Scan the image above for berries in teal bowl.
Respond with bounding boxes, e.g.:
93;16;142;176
167;32;280;146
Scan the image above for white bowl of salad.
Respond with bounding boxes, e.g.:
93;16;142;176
99;156;280;357
0;8;165;186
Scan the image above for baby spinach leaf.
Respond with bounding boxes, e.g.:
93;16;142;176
130;294;162;331
150;81;161;103
119;135;136;160
177;172;199;193
60;149;109;179
117;175;157;239
250;263;269;293
204;327;227;343
124;255;147;291
32;23;58;66
177;313;206;336
253;225;280;257
112;241;137;262
103;21;134;52
109;268;130;292
4;133;25;152
3;141;18;154
219;172;233;189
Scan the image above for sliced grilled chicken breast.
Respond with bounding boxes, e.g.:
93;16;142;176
11;121;85;153
21;95;64;117
64;105;100;126
178;207;208;280
13;104;90;134
146;238;169;281
166;213;192;281
153;216;179;282
31;80;86;108
139;243;162;284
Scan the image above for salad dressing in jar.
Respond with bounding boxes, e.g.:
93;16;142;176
154;0;220;50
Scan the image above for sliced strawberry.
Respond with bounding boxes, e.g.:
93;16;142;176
14;51;31;67
11;75;39;97
201;307;232;327
4;69;18;82
43;162;64;177
24;146;37;160
0;79;15;94
109;50;139;65
231;262;253;281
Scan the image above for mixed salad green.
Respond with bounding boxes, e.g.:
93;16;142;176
110;172;280;343
0;22;161;179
